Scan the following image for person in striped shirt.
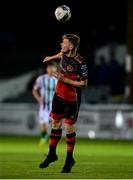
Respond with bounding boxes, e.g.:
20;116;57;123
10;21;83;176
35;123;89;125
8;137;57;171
32;62;57;145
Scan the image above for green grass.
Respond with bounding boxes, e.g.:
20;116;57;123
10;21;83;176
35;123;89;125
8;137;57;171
0;136;133;179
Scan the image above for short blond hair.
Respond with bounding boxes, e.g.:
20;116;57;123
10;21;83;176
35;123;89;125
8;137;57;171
62;34;80;50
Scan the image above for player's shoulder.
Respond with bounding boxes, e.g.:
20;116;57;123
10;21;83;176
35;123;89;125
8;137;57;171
53;76;58;82
47;74;57;82
74;54;86;65
50;75;57;81
38;74;45;78
36;74;46;80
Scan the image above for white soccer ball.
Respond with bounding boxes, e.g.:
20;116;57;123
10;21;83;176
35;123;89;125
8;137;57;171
55;5;71;22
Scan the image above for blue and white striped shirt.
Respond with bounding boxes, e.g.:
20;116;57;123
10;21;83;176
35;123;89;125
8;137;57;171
34;74;57;111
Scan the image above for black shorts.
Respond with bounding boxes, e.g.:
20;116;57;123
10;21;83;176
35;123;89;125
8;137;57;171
50;94;80;122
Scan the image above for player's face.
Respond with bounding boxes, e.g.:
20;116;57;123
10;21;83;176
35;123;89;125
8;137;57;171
46;65;57;76
60;39;73;53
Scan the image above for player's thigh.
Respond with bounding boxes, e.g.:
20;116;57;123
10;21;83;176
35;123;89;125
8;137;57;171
63;101;80;133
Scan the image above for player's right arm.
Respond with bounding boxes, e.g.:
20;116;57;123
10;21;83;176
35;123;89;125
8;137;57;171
32;89;42;105
32;76;42;105
43;52;63;63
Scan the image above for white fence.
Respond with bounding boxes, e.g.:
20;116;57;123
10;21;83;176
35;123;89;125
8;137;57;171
0;103;133;139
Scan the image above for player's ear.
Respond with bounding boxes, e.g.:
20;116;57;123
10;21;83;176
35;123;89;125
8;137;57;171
70;44;74;50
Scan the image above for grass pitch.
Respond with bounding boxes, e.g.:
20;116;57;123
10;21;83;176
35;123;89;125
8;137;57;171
0;136;133;179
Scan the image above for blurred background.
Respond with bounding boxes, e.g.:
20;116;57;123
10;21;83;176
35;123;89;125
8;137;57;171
0;0;133;139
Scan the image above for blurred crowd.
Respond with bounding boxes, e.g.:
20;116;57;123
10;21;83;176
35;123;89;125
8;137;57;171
90;48;125;104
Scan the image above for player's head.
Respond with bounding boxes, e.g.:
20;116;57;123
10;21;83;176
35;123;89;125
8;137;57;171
61;34;80;54
46;62;57;76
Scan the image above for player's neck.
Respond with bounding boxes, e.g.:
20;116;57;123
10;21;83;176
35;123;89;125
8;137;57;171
66;50;77;57
47;73;52;77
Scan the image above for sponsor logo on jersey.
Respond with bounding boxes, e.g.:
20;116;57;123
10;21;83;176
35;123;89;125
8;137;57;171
67;65;73;72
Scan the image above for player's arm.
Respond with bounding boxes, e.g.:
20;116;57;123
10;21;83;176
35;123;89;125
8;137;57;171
66;78;88;88
32;88;42;104
43;52;63;63
32;77;42;104
58;62;88;88
58;74;88;88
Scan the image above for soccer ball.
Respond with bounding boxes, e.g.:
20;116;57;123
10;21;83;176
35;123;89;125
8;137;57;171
55;5;71;22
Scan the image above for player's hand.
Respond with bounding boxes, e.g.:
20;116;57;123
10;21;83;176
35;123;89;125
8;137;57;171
43;56;51;63
58;73;68;83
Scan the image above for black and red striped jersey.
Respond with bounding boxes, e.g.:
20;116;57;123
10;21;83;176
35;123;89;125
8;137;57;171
55;54;88;101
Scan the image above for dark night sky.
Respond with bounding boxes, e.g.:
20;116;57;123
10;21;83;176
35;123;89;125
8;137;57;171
0;0;127;78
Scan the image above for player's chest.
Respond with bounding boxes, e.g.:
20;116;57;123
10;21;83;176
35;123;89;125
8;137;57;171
41;79;55;91
60;58;80;73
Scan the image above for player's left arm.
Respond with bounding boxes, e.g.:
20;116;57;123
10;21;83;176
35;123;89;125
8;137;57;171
58;62;88;88
58;74;88;88
67;78;88;88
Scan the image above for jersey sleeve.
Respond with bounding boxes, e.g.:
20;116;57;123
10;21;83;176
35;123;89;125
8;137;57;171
33;76;42;90
80;62;88;80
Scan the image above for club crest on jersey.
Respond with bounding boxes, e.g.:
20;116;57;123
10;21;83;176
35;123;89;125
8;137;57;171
67;65;73;72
